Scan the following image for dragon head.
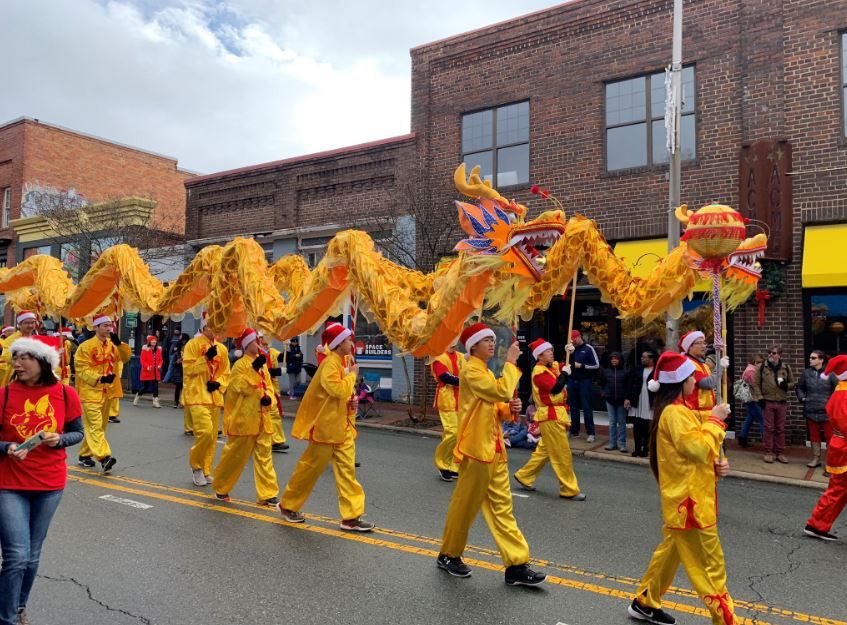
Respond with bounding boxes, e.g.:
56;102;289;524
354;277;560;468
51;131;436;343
453;164;565;282
723;233;767;284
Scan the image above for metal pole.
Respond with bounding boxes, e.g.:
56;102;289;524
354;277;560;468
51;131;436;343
666;0;683;351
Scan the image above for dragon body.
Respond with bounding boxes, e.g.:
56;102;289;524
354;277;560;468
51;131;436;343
0;166;766;357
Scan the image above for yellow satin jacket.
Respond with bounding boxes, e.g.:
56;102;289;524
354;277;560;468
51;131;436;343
431;351;463;413
74;337;132;404
530;362;570;424
182;336;231;407
223;355;277;436
291;350;356;444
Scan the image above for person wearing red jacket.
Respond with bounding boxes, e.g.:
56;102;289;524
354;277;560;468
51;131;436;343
804;355;847;541
135;335;163;409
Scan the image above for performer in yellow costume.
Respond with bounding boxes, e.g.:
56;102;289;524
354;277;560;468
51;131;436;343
258;332;289;453
183;316;230;487
513;338;585;500
75;314;131;474
628;352;734;625
0;311;38;387
431;343;463;482
106;354;128;424
212;328;279;505
279;323;374;532
437;323;546;586
678;330;728;423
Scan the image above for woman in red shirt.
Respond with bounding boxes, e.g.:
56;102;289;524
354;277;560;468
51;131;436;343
0;337;84;625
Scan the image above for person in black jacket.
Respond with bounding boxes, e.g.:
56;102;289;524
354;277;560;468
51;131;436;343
625;348;657;457
601;352;629;452
565;330;601;442
285;337;304;398
796;350;838;472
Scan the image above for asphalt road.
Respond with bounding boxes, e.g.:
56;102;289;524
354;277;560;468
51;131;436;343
23;401;847;625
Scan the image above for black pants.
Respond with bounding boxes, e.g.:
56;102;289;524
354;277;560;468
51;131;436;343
633;418;651;456
174;383;183;406
138;380;159;398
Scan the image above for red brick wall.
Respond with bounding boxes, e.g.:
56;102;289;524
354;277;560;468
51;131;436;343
0;121;26;261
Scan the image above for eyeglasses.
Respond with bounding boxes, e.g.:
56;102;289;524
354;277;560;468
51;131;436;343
809;356;820;360
769;351;779;355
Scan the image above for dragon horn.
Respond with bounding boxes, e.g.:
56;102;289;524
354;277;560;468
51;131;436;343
675;203;692;225
453;163;506;202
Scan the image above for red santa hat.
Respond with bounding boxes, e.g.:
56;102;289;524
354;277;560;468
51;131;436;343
238;328;258;350
825;355;847;382
2;325;15;335
529;338;553;360
678;330;705;354
60;327;74;338
10;337;60;370
460;322;496;352
146;335;157;344
570;330;581;341
647;352;696;392
322;324;352;351
92;314;112;327
16;310;37;325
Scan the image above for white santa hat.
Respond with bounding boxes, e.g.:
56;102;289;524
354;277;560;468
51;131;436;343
460;322;496;352
10;337;60;370
678;330;705;354
322;324;352;351
92;314;112;327
238;328;258;350
16;310;37;325
529;338;553;360
647;352;696;392
2;325;15;335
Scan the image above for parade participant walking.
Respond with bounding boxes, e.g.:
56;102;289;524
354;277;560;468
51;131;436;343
58;327;75;385
212;329;279;505
0;312;39;387
437;323;546;586
257;332;289;452
804;355;847;541
565;330;599;441
279;323;373;531
513;338;584;500
796;350;837;471
678;330;727;424
0;337;85;625
431;343;463;482
74;315;131;473
628;352;734;625
285;337;304;398
754;345;795;464
135;335;163;408
106;344;129;425
626;349;657;458
183;318;230;486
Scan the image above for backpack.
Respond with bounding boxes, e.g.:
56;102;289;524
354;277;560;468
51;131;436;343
733;378;753;403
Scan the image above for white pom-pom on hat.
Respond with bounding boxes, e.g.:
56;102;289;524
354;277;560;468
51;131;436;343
647;379;661;392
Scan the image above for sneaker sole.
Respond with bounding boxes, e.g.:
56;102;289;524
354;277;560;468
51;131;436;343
101;458;117;474
281;515;305;523
340;524;375;532
627;604;675;625
505;576;546;586
803;528;836;541
438;472;454;482
436;562;471;578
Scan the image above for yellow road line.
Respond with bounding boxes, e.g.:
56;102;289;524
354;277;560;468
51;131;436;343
66;472;844;625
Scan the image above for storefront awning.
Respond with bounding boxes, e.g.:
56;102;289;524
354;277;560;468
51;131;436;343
803;224;847;288
613;238;709;291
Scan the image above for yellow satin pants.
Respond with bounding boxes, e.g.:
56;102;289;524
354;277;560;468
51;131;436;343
79;399;111;461
108;398;121;418
212;431;278;501
281;429;364;520
183;406;193;433
635;526;736;625
514;420;581;497
188;405;218;475
270;403;287;445
433;409;458;472
440;456;530;567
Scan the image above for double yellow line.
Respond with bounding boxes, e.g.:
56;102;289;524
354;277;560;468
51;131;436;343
67;467;844;625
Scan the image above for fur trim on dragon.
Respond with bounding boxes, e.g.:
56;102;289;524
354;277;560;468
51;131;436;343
0;165;766;358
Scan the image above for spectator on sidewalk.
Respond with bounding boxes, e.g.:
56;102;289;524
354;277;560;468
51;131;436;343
754;345;796;464
285;337;304;398
736;355;764;448
566;330;600;442
171;339;185;409
796;350;838;473
602;352;629;452
625;348;657;457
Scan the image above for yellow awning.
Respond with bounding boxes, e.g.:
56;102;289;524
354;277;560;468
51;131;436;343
613;238;709;291
803;224;847;288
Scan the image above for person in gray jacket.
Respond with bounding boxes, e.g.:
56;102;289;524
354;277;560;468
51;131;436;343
796;350;838;473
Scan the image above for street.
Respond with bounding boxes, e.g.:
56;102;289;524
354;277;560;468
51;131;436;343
29;401;847;625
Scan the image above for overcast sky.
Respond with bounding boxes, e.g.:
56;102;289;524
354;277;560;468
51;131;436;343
1;0;568;174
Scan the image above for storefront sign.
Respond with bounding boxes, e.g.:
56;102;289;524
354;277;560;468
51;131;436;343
355;337;393;360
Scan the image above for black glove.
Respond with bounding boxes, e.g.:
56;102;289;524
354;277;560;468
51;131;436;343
268;367;282;377
252;354;267;371
277;352;285;363
206;380;221;393
260;395;272;407
99;374;116;384
205;345;218;361
110;332;122;347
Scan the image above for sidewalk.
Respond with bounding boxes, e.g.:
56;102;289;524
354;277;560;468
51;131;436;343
271;396;829;491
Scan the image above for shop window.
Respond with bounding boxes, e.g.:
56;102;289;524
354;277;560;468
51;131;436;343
842;32;847;136
461;101;529;187
606;66;696;171
1;187;10;228
810;292;847;355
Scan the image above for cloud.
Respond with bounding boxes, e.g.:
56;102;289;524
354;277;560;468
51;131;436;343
0;0;563;173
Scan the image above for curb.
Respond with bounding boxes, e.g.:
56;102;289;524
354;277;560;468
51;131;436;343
355;420;828;491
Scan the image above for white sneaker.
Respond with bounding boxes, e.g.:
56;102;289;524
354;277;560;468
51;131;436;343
192;469;207;486
204;474;213;484
586;435;596;443
133;394;140;406
152;397;161;409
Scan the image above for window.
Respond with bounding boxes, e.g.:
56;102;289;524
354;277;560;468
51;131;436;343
842;33;847;136
461;101;529;187
1;187;10;228
605;67;696;171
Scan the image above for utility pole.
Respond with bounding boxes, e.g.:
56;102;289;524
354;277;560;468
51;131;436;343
666;0;683;351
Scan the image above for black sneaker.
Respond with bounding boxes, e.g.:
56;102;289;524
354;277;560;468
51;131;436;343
513;475;536;491
271;443;288;453
78;456;95;468
215;493;231;502
737;436;749;448
804;524;838;541
627;598;677;624
354;461;361;468
259;497;280;506
439;469;455;482
504;564;546;586
448;470;460;479
184;430;193;436
436;554;471;578
340;518;375;532
100;456;117;475
108;417;120;423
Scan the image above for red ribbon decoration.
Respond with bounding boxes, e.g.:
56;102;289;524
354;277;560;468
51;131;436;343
755;289;771;326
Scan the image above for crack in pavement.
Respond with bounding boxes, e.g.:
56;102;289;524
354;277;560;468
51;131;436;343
38;574;154;624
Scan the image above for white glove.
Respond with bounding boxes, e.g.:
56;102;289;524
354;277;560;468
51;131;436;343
563;364;572;375
777;377;784;384
565;343;575;354
719;356;730;369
